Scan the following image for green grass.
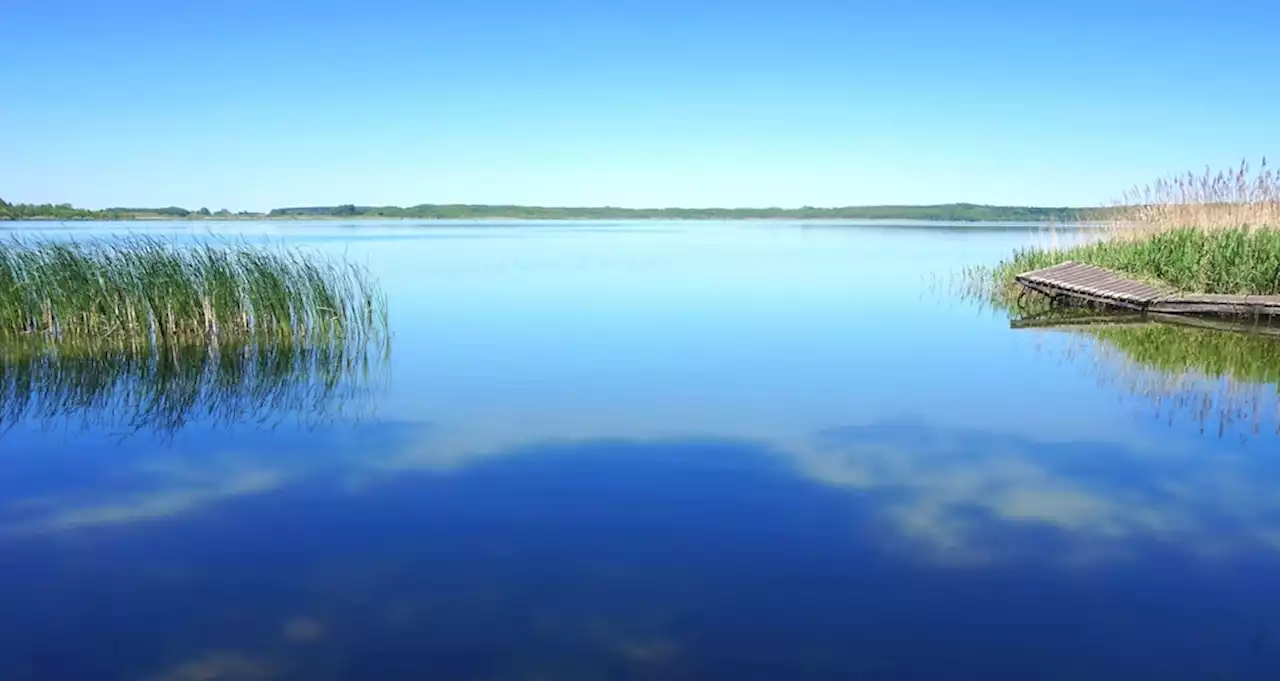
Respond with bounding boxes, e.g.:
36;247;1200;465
0;236;387;345
986;227;1280;298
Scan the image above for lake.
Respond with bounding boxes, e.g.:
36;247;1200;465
2;220;1279;680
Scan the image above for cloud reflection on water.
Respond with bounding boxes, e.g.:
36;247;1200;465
6;414;1280;574
2;461;284;538
4;426;1280;680
797;418;1280;565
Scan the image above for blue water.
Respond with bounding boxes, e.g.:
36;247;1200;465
2;220;1279;680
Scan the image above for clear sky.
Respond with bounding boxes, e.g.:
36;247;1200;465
3;0;1278;211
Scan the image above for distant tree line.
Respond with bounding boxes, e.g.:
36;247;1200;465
0;198;127;220
267;202;1098;222
0;198;264;221
3;196;1099;222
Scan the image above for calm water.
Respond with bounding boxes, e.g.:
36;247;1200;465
3;220;1280;680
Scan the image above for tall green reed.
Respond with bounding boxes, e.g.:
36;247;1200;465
956;160;1280;302
980;227;1280;296
0;235;387;345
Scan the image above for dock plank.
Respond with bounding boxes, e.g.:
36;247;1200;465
1015;261;1170;310
1149;295;1280;315
1014;261;1280;317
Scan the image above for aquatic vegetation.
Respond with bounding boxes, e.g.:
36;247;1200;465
988;226;1280;296
0;334;387;434
971;161;1280;301
0;236;390;434
1109;159;1280;236
0;236;387;345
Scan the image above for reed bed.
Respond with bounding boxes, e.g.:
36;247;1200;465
989;227;1280;295
968;160;1280;301
0;236;387;345
1108;159;1280;238
946;161;1280;439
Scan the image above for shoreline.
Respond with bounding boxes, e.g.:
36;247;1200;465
2;215;1081;225
1;201;1098;224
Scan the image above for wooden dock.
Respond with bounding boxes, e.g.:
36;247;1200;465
1015;261;1280;317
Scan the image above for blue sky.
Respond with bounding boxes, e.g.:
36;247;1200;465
3;0;1277;210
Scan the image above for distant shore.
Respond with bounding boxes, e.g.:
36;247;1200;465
3;215;1078;223
1;201;1099;223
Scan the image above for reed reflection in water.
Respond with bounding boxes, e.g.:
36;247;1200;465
1015;310;1280;440
0;335;388;436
